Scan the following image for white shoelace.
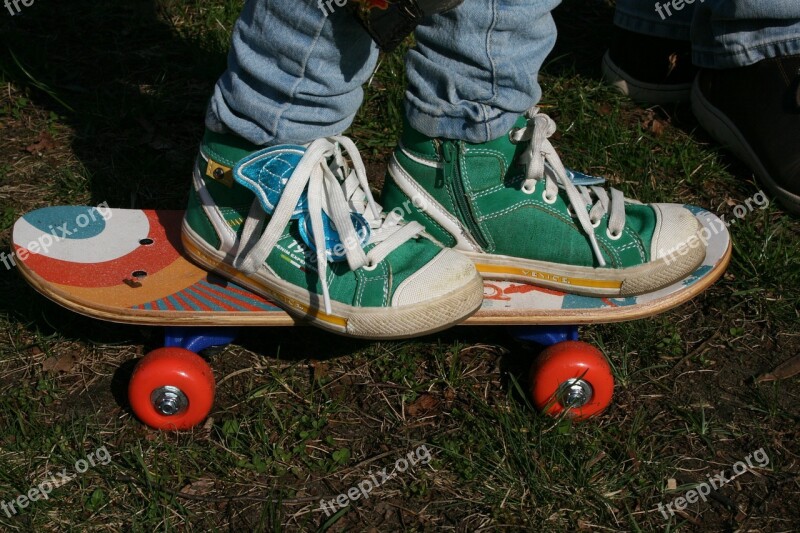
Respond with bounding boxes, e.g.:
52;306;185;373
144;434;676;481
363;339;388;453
232;136;425;314
511;107;627;267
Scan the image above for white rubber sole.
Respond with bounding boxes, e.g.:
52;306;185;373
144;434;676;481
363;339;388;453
691;78;800;215
602;50;692;105
464;242;705;297
181;222;484;339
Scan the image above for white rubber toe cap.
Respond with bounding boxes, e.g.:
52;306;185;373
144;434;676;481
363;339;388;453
650;203;704;260
392;249;479;307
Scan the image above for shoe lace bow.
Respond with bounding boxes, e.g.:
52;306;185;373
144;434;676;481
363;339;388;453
232;137;425;314
510;107;628;267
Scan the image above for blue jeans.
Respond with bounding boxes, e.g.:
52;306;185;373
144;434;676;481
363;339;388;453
206;0;560;146
615;0;800;68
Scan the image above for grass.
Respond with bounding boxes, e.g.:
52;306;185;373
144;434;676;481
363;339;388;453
1;0;799;531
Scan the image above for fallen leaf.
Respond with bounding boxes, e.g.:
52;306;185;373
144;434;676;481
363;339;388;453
180;477;215;496
25;131;57;154
648;119;665;136
54;354;76;372
756;353;800;383
667;53;679;75
42;354;76;372
43;354;76;372
443;387;456;402
407;393;438;417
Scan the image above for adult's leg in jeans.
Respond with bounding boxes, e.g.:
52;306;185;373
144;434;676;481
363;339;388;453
405;0;561;143
614;0;693;40
205;0;379;146
691;1;800;68
690;1;800;213
613;0;800;67
605;0;696;103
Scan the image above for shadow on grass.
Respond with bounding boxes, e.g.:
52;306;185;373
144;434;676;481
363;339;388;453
0;1;234;373
0;0;227;209
548;0;616;79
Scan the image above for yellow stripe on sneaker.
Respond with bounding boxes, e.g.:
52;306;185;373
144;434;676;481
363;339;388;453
475;263;623;290
182;235;348;327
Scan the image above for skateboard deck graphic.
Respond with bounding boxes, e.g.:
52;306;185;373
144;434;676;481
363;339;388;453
12;206;731;327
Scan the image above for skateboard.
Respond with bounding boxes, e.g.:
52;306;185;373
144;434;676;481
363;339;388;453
12;205;731;429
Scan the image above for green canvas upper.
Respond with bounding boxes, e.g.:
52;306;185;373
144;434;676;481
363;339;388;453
185;130;444;308
382;116;659;269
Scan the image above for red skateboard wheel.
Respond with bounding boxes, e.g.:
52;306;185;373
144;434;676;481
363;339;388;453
128;347;215;430
529;341;614;420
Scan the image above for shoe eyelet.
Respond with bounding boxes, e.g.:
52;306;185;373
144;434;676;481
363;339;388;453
522;182;536;195
542;191;558;205
362;261;379;271
591;217;602;228
606;227;623;241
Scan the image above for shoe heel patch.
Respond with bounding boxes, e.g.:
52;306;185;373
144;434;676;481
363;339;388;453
205;159;234;188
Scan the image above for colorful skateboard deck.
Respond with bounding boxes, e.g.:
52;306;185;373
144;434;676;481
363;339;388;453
12;206;731;327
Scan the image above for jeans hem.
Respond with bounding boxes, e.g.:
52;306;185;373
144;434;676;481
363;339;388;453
693;36;800;68
405;102;521;143
614;8;691;41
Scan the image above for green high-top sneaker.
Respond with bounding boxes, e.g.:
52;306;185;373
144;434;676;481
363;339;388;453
182;130;483;339
381;108;706;296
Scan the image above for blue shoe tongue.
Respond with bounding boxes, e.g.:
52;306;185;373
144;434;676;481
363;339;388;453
566;169;606;186
233;144;370;262
543;162;606;188
234;145;309;219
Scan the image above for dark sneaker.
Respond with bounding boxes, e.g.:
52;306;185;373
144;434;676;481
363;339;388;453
182;130;484;339
602;28;698;104
691;55;800;214
381;108;707;297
